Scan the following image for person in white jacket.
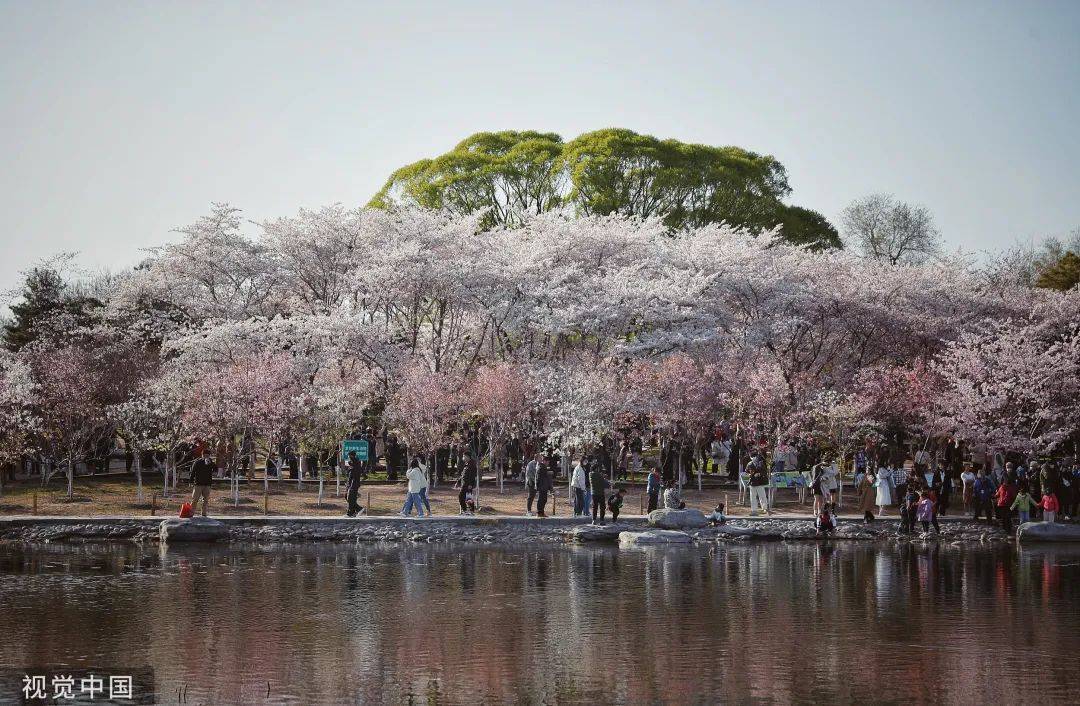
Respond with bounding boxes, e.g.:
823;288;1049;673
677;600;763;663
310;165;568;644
401;460;430;517
572;461;588;516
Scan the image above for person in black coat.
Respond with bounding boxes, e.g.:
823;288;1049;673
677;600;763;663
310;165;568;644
189;449;216;517
458;454;478;514
345;451;364;517
535;461;553;517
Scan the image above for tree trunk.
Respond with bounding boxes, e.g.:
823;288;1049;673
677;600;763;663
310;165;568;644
298;455;304;491
495;435;504;495
67;457;74;499
135;453;143;502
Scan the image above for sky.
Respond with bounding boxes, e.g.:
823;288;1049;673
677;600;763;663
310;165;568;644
1;0;1078;294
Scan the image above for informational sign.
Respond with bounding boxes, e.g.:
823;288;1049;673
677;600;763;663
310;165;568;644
771;471;805;488
341;439;369;462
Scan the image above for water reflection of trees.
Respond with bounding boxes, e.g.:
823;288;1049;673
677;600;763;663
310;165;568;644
0;542;1077;704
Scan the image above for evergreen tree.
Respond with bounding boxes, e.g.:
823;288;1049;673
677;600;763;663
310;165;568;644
3;265;100;351
1036;251;1080;292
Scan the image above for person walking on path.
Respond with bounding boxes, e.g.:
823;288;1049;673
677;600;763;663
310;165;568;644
972;470;995;522
457;455;477;515
590;464;610;524
646;467;662;513
572;460;588;517
524;454;540;516
748;452;770;516
345;450;364;517
190;448;215;517
416;462;433;516
536;461;552;517
401;459;430;517
858;471;877;523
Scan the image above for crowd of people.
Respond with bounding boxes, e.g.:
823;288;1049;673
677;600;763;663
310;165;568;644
178;421;1080;540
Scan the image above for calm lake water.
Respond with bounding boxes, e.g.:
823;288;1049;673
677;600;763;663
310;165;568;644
0;540;1078;705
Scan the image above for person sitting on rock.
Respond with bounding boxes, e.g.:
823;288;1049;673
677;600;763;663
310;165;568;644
662;481;685;510
706;503;726;526
815;502;836;535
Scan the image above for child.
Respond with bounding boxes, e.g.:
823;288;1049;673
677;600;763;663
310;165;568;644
816;502;836;535
464;491;476;515
1039;491;1059;523
706;502;727;526
916;491;938;534
607;488;626;522
1011;486;1036;524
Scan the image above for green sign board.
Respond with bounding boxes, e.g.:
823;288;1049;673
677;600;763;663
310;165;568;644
771;471;805;488
342;439;369;462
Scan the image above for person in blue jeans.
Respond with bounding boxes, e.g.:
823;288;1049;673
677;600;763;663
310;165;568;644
400;460;429;517
1011;486;1036;524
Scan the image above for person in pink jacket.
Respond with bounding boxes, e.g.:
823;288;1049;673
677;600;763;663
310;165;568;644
916;492;939;534
1039;491;1060;523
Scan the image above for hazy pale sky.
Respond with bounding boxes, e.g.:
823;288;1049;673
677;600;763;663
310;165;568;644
2;0;1078;291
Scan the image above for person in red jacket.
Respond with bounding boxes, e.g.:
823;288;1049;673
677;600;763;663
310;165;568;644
995;479;1018;533
1039;491;1060;523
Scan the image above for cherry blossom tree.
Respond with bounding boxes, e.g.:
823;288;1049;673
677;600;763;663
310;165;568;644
22;345;114;499
932;308;1080;455
465;362;535;492
182;352;303;496
0;352;37;497
383;361;466;491
9;202;1080;488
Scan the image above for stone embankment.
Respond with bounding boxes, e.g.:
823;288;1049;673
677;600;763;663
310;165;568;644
0;514;1034;546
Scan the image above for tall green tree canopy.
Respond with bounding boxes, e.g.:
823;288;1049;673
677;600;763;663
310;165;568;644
369;128;840;249
368;130;566;229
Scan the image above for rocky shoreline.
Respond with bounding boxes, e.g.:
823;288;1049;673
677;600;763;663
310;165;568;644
0;515;1021;546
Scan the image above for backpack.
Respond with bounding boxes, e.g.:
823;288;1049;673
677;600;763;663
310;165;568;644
178;502;194;518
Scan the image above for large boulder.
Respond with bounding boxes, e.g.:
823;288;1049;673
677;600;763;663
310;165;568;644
1017;521;1080;543
647;508;708;530
159;517;228;543
568;524;624;543
619;529;692;546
